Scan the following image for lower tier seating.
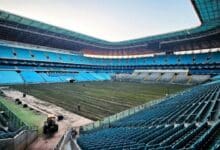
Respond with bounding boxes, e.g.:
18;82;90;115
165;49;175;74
0;71;23;84
114;71;210;85
20;71;45;83
0;69;112;84
77;82;220;149
39;73;63;83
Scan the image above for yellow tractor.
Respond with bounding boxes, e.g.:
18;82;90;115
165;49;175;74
43;114;59;134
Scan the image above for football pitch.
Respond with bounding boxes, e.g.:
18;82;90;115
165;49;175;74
11;81;190;120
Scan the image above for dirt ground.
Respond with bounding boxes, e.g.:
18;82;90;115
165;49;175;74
1;87;93;150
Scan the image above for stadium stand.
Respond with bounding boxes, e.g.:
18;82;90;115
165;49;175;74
15;48;32;60
20;71;45;83
0;71;23;84
0;44;220;67
173;72;189;84
30;50;48;61
77;82;220;149
0;42;219;85
114;70;210;85
147;72;161;81
213;75;220;81
39;73;62;83
0;45;14;59
0;0;219;149
190;75;211;84
160;72;174;82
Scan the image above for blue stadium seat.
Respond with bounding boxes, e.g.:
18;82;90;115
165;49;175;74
45;52;60;62
0;65;15;70
60;54;72;63
39;73;62;83
210;52;220;64
20;71;45;83
0;45;14;59
145;57;154;65
155;55;166;65
15;48;32;60
0;71;23;84
180;55;193;64
71;55;83;64
195;53;209;64
30;50;48;61
167;55;177;65
77;82;220;149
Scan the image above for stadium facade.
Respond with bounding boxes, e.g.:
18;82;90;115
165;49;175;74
0;0;220;149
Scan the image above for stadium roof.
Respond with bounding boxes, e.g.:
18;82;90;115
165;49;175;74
0;0;219;52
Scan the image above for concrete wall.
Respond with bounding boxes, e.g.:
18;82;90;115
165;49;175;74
0;130;38;150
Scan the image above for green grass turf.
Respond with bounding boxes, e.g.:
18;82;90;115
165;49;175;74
11;81;190;120
0;97;46;133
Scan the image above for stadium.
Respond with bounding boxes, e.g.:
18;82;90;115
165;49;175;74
0;0;219;149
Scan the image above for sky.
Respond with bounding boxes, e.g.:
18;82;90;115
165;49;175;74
0;0;200;42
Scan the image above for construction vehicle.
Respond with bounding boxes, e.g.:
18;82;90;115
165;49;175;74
43;114;58;134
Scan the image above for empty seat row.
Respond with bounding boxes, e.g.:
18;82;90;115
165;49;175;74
77;82;220;149
0;45;219;66
115;72;210;84
0;70;112;85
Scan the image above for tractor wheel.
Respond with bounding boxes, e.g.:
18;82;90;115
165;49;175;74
54;124;58;132
43;125;48;134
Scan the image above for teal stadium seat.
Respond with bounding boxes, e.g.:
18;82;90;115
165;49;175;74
15;48;32;60
45;52;60;62
39;73;62;83
20;71;45;83
0;46;14;59
31;50;48;61
0;71;23;84
77;82;220;149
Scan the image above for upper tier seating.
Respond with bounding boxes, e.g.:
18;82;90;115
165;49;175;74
167;55;177;65
0;45;219;66
0;45;14;58
30;50;48;61
60;54;72;63
45;52;60;62
180;55;193;64
15;48;32;60
196;53;210;64
77;82;220;149
213;75;220;80
210;52;220;64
